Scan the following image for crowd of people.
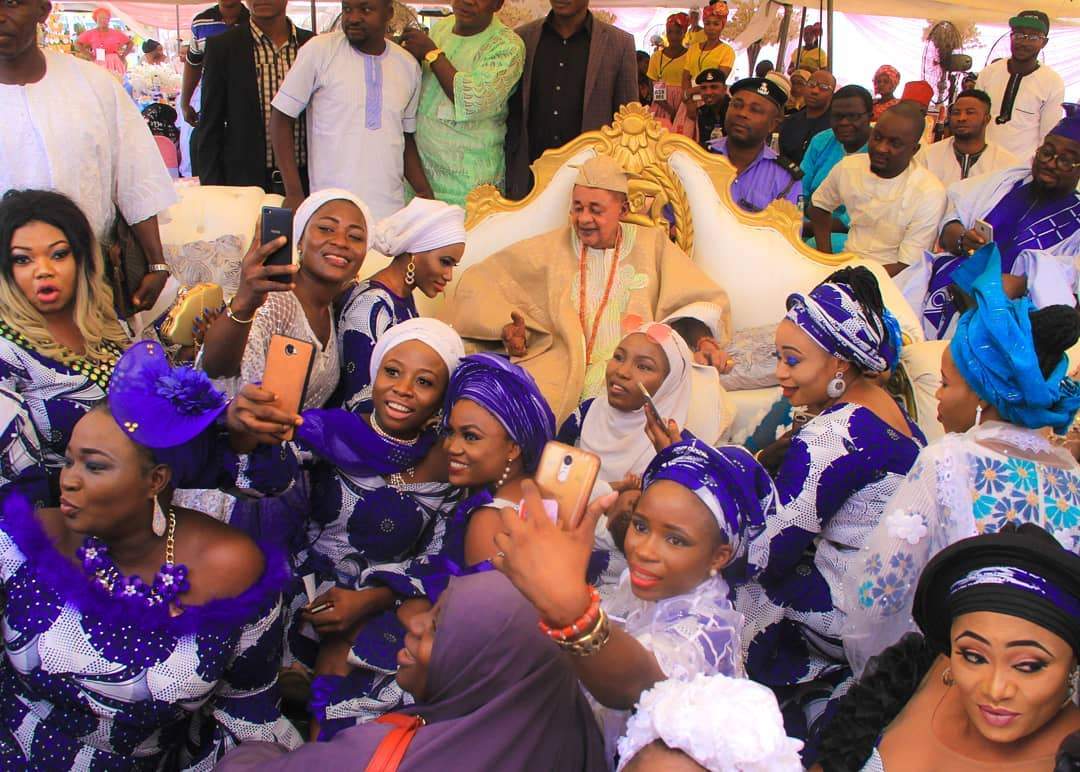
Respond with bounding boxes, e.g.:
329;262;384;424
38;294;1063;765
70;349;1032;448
1;0;1079;768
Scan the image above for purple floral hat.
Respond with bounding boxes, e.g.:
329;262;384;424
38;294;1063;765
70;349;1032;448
107;341;228;449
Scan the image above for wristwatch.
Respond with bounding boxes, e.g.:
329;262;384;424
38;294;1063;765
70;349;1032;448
424;48;443;65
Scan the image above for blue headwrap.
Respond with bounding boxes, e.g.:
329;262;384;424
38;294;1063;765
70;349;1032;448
785;282;893;374
642;440;772;583
950;244;1080;435
443;354;556;472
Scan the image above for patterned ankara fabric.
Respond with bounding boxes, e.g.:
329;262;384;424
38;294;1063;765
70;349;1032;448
0;326;123;502
842;421;1080;677
736;403;925;752
329;280;418;412
0;387;47;507
0;497;301;770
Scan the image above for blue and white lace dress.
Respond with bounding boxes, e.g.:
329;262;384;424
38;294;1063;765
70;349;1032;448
0;498;302;771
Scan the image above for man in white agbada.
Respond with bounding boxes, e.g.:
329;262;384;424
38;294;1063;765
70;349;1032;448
0;0;178;312
913;89;1019;189
441;155;733;422
976;10;1065;162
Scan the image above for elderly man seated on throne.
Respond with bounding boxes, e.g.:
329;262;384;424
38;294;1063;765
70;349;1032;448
442;155;732;421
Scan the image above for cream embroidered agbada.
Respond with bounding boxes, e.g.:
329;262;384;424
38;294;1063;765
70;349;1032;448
441;222;731;421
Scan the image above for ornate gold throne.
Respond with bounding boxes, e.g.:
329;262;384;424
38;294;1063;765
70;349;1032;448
426;104;948;442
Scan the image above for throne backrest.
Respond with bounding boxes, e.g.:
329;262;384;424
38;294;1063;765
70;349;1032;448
426;103;923;345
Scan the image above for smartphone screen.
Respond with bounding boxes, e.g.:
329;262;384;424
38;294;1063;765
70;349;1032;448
261;206;293;282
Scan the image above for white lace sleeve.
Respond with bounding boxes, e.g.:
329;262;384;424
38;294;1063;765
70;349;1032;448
241;293;299;386
842;438;975;676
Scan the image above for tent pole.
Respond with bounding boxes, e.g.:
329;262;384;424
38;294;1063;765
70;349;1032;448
794;5;806;71
310;0;317;31
776;3;792;74
175;3;180;50
826;0;833;70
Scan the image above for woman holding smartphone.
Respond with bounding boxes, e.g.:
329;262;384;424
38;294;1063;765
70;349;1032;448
228;318;467;739
556;320;726;594
494;439;772;764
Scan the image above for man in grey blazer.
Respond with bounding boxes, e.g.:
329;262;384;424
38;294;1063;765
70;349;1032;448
505;0;638;199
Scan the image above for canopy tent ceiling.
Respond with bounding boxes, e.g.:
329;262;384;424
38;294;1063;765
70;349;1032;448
593;0;1080;27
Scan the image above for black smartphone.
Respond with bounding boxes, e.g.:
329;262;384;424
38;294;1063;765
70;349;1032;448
261;206;293;282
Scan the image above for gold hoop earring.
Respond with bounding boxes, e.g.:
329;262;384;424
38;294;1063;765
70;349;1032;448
942;667;954;687
405;259;416;286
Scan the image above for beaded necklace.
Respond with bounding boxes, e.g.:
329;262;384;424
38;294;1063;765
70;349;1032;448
578;229;623;365
0;319;123;390
370;413;419;446
77;508;190;609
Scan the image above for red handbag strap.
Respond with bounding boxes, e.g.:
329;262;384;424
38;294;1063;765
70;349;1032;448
364;714;424;772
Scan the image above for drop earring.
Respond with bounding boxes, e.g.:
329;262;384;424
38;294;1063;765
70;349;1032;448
975;403;983;426
496;457;513;489
152;496;167;537
405;259;416;286
709;568;718;578
826;370;847;399
942;667;954;687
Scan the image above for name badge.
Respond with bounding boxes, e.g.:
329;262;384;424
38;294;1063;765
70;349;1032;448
652;82;667;102
95;48;106;62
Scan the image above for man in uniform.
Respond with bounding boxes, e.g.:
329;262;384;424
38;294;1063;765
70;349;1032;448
708;76;802;212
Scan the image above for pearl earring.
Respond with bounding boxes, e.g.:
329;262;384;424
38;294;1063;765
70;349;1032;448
709;568;718;578
496;457;513;489
152;496;167;537
826;370;847;399
975;404;983;426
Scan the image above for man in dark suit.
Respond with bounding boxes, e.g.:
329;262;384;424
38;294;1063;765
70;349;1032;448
505;0;637;199
196;0;313;193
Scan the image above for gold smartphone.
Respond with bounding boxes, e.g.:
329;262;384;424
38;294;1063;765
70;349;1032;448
261;335;314;441
534;442;601;528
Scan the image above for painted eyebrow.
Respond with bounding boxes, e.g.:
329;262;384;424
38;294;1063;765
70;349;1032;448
1006;639;1053;655
956;630;991;646
10;239;69;251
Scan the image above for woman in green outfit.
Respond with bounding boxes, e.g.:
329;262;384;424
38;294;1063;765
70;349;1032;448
400;1;525;206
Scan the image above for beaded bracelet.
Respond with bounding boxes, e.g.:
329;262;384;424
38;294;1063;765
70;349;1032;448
538;585;601;641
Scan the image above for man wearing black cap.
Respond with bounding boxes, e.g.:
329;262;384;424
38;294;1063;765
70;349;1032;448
707;76;802;212
976;9;1064;161
682;67;729;147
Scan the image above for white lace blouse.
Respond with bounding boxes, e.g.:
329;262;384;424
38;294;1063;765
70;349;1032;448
593;571;744;764
842;421;1080;676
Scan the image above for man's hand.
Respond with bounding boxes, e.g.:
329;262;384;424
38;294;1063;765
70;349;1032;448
502;311;528;357
960;227;988;255
132;270;170;311
399;27;438;62
182;102;198;127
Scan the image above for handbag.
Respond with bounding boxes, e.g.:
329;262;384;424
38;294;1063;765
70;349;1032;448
159;283;224;346
364;714;425;772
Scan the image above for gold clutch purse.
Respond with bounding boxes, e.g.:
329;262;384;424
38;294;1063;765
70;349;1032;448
160;283;223;346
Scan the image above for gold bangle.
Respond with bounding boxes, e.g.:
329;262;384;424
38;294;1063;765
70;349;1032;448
226;301;255;325
555;608;612;656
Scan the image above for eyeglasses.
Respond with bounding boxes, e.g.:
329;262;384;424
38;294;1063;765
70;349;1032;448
1010;31;1046;42
1035;144;1079;173
807;80;834;92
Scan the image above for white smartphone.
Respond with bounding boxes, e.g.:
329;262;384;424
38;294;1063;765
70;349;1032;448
973;218;994;244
